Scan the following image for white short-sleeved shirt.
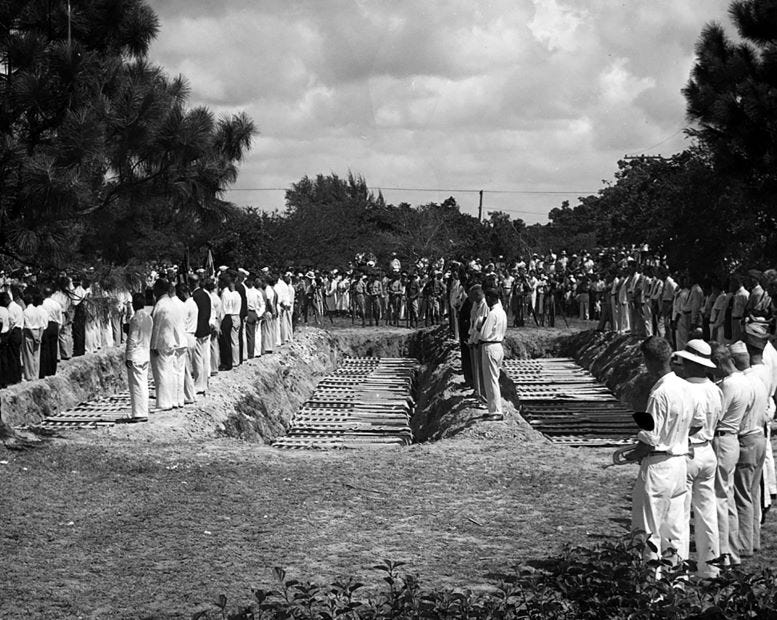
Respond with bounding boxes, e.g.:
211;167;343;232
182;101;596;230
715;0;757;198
685;377;723;443
716;372;754;434
638;371;705;455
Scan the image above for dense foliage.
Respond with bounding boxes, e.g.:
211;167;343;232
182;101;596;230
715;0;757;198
0;0;254;267
192;533;777;619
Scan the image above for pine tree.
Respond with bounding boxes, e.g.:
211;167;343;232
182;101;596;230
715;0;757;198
684;0;777;186
0;0;255;266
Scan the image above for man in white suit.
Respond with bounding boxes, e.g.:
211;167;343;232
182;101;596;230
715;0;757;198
125;293;153;421
150;279;186;410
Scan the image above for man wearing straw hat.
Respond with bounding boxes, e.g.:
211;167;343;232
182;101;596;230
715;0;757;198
675;339;722;578
632;336;704;568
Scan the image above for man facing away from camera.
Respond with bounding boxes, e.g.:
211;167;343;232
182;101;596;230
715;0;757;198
632;336;705;568
125;293;152;421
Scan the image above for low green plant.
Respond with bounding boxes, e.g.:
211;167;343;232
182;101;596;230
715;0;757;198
191;532;777;619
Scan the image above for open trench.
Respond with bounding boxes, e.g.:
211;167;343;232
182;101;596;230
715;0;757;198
4;326;649;447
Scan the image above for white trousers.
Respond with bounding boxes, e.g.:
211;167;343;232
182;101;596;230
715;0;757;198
469;344;482;397
152;350;177;410
617;302;630;333
681;444;719;578
193;335;210;393
481;343;504;414
127;360;149;419
274;315;282;347
733;433;766;559
210;332;220;375
280;307;293;343
229;314;240;366
262;318;274;353
174;347;187;407
632;455;688;563
763;424;776;511
713;434;739;557
184;335;196;404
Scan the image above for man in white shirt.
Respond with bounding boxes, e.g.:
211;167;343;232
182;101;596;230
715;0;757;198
150;279;184;411
244;276;265;358
51;277;74;361
22;290;48;381
478;288;507;420
204;279;221;376
662;272;678;345
2;291;23;384
263;278;277;355
275;273;294;345
180;283;198;405
0;294;9;387
675;339;722;578
448;272;466;340
761;335;777;521
40;286;63;378
729;276;749;344
125;293;153;421
711;342;753;567
467;285;488;400
730;338;769;561
220;276;242;369
632;336;705;566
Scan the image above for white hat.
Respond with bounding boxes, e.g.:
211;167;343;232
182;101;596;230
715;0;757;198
305;271;315;279
238;267;249;276
218;265;229;272
284;271;292;277
261;267;270;273
675;339;716;369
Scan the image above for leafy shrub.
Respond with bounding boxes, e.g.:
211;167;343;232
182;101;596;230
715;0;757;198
191;533;777;619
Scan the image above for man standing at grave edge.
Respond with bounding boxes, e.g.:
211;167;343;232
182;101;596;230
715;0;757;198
478;288;507;421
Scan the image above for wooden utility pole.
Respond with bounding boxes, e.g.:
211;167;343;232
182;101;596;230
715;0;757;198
478;190;483;222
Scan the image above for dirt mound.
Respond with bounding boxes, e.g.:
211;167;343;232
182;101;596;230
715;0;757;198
563;330;653;412
410;327;548;443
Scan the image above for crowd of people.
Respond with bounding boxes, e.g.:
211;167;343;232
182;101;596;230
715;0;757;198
1;244;777;577
632;328;776;576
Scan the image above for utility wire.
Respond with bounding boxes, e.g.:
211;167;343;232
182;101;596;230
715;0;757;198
226;187;595;195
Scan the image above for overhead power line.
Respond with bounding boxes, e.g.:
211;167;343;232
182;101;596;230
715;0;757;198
226;187;596;195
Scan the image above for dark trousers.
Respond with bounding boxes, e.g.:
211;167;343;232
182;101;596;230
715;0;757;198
39;321;60;378
238;316;245;362
219;315;234;370
460;340;473;387
513;294;525;326
546;295;556;327
73;304;86;356
246;319;257;358
0;331;9;387
6;327;22;384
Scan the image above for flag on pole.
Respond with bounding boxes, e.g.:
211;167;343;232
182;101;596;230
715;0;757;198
205;248;215;279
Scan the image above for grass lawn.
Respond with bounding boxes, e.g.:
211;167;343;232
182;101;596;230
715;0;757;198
1;433;642;620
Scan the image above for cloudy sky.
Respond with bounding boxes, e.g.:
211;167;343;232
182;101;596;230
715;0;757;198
149;0;732;223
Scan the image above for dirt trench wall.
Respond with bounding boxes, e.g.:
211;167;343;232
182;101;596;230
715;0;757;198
1;349;127;427
411;327;558;442
562;330;654;412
